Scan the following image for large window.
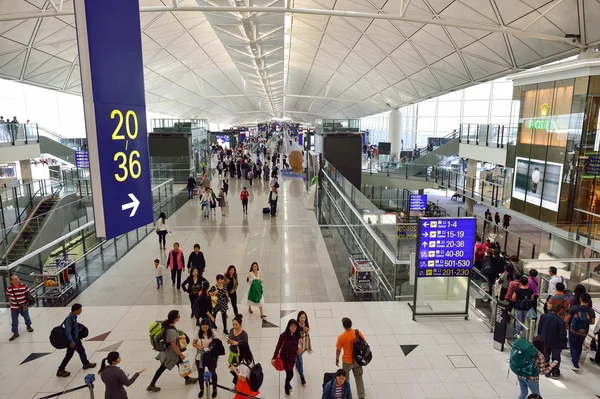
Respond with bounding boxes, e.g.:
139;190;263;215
360;77;514;147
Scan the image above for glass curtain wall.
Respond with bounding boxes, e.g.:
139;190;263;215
509;78;586;223
360;78;513;148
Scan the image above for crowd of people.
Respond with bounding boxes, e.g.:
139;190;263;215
473;232;598;399
483;208;512;233
185;133;288;219
8;256;369;398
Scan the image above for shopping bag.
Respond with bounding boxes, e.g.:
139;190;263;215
179;359;192;378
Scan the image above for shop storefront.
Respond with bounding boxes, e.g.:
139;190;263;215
508;59;600;223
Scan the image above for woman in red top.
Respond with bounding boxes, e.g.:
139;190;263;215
272;319;301;396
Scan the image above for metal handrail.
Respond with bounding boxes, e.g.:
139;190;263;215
415;130;459;157
0;182;63;251
38;127;85;150
457;206;537;251
1;178;175;272
322;176;395;299
323;172;398;263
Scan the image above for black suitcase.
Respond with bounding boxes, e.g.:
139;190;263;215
322;372;336;388
262;207;270;215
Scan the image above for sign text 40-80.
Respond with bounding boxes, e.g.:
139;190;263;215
111;109;141;182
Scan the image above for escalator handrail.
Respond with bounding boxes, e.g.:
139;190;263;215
414;132;459;157
471;266;491;288
38;127;85;151
1;183;63;261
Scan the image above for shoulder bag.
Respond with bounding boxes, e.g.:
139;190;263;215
273;338;285;371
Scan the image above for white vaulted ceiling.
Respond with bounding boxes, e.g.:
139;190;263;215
0;0;596;124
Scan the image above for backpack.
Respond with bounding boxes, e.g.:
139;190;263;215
481;257;492;275
241;361;264;392
50;324;69;349
322;372;336;388
352;329;372;366
560;277;572;300
149;321;174;351
510;338;538;377
571;306;591;336
475;243;485;260
516;288;533;310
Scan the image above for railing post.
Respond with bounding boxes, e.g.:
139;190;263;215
486;125;490;146
466;125;470;144
517;237;522;258
500;125;504;149
13;187;19;222
81;230;87;253
532;245;535;259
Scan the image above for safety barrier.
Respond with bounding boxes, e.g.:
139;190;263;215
199;371;263;399
38;374;95;399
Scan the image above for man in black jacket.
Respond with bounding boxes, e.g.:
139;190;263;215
187;244;206;277
538;303;567;378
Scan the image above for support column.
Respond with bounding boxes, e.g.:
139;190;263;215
464;159;477;214
19;159;32;183
389;108;401;159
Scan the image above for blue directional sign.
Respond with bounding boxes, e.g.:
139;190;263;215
409;194;427;211
74;0;153;239
416;218;476;277
75;151;89;168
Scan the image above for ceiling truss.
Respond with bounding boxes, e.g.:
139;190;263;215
0;0;593;124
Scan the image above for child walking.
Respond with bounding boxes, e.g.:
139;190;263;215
154;259;167;289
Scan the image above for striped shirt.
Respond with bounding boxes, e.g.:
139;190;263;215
6;284;30;310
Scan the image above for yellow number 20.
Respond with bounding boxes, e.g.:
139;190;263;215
111;110;138;140
114;150;141;182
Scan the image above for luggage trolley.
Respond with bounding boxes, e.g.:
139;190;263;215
348;253;378;297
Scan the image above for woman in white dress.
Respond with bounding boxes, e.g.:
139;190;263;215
241;262;266;318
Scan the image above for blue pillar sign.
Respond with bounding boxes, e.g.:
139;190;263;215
74;0;153;239
416;218;476;277
409;194;427;211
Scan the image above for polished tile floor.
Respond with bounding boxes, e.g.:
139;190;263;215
3;173;600;398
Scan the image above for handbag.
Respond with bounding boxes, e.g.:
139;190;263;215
179;359;192;378
195;337;205;367
11;286;33;311
273;339;285;371
178;334;188;351
25;292;36;306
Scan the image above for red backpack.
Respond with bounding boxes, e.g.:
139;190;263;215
475;243;485;261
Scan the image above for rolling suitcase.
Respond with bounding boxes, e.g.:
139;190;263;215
262;207;270;215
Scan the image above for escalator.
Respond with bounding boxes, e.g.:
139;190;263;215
38;127;86;166
1;184;65;285
374;131;460;177
5;195;60;262
410;137;459;168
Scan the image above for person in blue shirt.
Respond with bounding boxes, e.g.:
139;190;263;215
322;369;352;399
57;303;96;377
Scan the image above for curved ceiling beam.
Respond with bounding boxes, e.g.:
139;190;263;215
0;6;583;47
